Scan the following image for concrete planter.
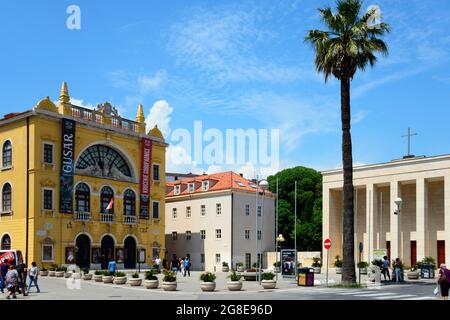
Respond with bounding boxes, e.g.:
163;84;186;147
64;272;72;278
55;271;65;277
407;270;420;280
261;280;277;289
71;273;81;279
335;267;342;274
129;278;142;286
242;272;257;281
113;276;127;285
273;267;281;273
237;266;244;272
200;282;216;292
359;268;368;275
82;273;93;280
227;281;243;291
144;279;159;289
93;274;103;282
39;271;49;277
102;275;114;284
313;267;321;274
222;266;229;272
162;281;177;291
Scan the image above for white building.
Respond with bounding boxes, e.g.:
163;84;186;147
165;172;275;271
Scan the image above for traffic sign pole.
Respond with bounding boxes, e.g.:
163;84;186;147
324;239;332;287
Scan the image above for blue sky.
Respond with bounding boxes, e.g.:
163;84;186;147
1;0;450;177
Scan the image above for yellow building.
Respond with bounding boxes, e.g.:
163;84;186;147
0;82;167;270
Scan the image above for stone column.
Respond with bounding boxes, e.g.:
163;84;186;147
444;175;450;266
416;177;428;261
390;181;400;260
366;184;376;263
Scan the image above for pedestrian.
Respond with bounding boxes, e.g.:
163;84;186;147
394;258;403;282
437;263;450;300
17;263;28;296
154;257;161;272
162;258;167;271
27;262;40;293
5;265;19;299
183;256;191;277
108;258;117;274
179;257;185;275
0;262;8;293
171;256;179;273
382;256;391;281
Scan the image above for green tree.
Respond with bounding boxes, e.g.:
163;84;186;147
268;166;322;251
305;0;390;285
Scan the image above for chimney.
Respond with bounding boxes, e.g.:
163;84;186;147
239;173;244;177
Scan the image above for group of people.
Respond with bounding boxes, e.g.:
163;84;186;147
170;255;191;277
380;256;403;282
0;262;40;299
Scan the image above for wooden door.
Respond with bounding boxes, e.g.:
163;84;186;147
410;241;417;267
438;241;445;266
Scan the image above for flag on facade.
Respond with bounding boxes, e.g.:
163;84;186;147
106;198;114;210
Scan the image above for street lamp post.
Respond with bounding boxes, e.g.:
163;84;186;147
394;197;402;262
276;234;285;280
258;179;269;285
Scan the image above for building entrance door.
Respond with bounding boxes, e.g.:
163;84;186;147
101;235;115;269
386;241;391;262
438;241;446;266
410;241;417;267
75;234;91;268
124;236;136;269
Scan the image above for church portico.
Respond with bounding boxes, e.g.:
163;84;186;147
323;155;450;268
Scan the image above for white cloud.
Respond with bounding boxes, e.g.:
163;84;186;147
137;70;167;95
145;100;173;138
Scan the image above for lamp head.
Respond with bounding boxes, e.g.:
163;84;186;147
394;197;402;206
259;179;269;190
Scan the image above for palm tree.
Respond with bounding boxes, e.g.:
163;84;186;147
305;0;390;285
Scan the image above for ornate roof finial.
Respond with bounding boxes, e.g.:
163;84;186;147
59;81;70;105
136;103;145;123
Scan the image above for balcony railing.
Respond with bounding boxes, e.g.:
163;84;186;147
100;213;114;223
75;212;91;221
123;215;137;225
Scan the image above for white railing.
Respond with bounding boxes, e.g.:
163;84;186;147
75;212;91;221
100;213;114;223
123;215;137;224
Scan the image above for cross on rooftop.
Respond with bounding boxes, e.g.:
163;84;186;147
401;127;418;158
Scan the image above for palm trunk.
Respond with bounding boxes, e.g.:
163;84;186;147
340;76;356;285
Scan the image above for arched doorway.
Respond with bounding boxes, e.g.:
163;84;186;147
124;236;136;269
101;235;115;269
1;234;11;250
75;234;91;268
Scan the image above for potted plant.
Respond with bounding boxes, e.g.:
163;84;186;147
129;272;142;286
357;261;369;275
49;264;58;277
273;261;281;273
261;272;277;289
222;262;229;272
81;267;92;280
312;257;321;274
227;270;243;291
200;271;216;292
93;270;103;282
334;256;343;274
113;271;127;285
39;267;49;277
102;271;114;283
71;269;81;279
55;266;66;277
144;270;159;289
417;257;437;279
236;262;244;272
162;270;177;291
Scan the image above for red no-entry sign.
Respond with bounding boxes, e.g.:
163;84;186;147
324;239;332;250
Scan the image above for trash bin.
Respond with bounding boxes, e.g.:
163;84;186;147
420;265;435;279
298;268;314;287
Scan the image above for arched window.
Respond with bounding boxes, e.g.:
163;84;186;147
75;183;90;212
100;186;114;214
2;183;11;212
123;189;136;216
1;234;11;250
42;237;54;261
2;141;12;168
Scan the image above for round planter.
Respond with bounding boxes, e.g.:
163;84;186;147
113;276;127;285
242;272;257;281
407;270;420;280
82;273;93;280
129;278;142;286
227;281;243;291
222;266;229;272
261;280;277;289
273;267;281;273
236;266;244;272
71;273;81;279
55;271;65;277
162;281;177;291
39;271;49;277
359;268;368;275
200;282;216;292
144;279;159;289
49;271;56;277
313;267;321;274
102;275;114;284
64;272;72;278
93;274;103;282
335;267;342;274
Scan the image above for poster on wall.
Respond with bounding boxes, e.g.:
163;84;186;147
138;249;146;263
115;248;124;263
139;137;152;219
59;118;76;213
65;247;75;264
281;249;297;278
91;248;101;264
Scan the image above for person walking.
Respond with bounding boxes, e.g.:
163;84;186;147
183;256;191;277
437;264;450;300
5;265;19;299
0;263;7;294
171;256;179;273
27;262;40;293
179;257;185;275
394;258;403;282
382;256;391;281
154;257;161;272
17;263;28;296
108;258;117;274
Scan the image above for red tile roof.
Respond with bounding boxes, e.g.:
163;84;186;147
166;171;273;197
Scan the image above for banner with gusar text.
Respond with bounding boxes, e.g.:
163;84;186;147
59;118;76;213
139;137;152;218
